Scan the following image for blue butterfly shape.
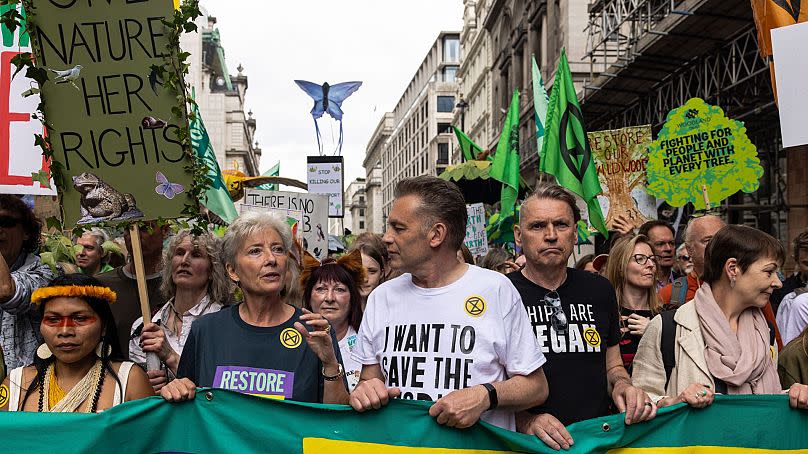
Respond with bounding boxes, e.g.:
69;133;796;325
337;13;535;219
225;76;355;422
155;171;185;200
295;80;362;155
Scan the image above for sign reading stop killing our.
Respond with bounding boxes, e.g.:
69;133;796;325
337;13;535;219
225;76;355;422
588;125;657;230
645;98;763;210
24;0;195;227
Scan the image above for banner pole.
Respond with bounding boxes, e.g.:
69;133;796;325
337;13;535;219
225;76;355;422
129;224;160;372
701;184;711;210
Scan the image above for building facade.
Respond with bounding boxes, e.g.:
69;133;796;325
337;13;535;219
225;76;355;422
378;32;461;225
363;113;393;233
181;14;261;177
344;178;367;235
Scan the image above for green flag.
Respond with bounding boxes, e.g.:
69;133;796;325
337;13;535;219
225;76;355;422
540;49;608;237
256;161;280;191
452;126;483;162
490;90;521;222
190;102;238;224
532;54;550;157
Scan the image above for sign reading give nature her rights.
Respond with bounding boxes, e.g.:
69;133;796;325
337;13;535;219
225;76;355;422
24;0;194;227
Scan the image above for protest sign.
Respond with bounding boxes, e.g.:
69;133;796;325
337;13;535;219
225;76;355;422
464;203;488;257
244;189;329;260
240;204;304;246
0;3;55;195
772;21;808;148
307;155;344;217
0;392;806;453
646;98;763;209
23;0;195;227
589;125;656;230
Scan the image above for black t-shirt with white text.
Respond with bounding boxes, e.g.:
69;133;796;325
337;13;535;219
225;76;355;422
177;305;342;403
508;268;620;425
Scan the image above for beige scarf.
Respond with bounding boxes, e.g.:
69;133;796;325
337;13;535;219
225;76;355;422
694;284;781;394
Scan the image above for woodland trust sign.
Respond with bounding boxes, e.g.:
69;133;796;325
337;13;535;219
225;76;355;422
646;98;763;210
24;0;194;227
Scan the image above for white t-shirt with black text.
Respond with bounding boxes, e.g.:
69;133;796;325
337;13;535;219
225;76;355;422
353;265;546;430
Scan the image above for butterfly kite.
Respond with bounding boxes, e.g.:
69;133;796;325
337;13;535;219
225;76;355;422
294;80;362;155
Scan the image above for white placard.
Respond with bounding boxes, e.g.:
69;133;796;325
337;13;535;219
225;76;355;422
464;203;488;257
772;21;808;148
307;156;344;217
0;5;56;195
239;205;304;246
244;189;329;260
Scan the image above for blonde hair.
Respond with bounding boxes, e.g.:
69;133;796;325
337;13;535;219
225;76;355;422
160;230;231;305
604;235;661;315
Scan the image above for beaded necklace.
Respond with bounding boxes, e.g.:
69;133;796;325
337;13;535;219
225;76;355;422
39;359;104;413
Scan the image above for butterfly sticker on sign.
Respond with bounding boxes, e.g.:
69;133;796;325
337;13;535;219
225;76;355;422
155;172;185;200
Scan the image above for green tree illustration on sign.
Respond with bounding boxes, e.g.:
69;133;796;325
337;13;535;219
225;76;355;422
646;98;763;209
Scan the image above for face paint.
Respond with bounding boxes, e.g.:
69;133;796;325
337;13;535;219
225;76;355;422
42;314;98;328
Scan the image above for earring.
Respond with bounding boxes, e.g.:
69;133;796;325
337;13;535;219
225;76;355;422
95;343;111;357
36;343;52;360
730;277;736;289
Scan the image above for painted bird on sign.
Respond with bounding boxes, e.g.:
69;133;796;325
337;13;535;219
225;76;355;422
49;65;83;90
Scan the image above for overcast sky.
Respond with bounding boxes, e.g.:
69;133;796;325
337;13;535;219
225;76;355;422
201;0;464;187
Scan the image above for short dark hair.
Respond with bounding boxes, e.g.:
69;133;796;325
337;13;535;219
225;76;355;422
0;195;42;253
523;184;581;223
638;220;675;238
574;254;595;270
394;176;467;250
794;229;808;260
702;225;785;284
302;263;363;332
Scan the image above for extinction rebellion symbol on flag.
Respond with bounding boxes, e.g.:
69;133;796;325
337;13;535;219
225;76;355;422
558;103;592;183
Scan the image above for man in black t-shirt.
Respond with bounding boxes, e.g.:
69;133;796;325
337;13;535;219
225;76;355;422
509;185;657;451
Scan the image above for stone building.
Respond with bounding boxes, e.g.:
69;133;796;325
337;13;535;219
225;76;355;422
181;14;261;177
363;113;393;233
376;32;461;225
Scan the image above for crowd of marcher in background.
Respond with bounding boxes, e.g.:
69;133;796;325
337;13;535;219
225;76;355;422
0;178;807;450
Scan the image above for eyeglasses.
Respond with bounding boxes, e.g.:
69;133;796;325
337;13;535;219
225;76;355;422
542;290;568;333
0;216;20;229
632;254;657;266
677;255;691;261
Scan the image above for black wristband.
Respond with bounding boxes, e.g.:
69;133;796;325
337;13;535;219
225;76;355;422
482;383;498;410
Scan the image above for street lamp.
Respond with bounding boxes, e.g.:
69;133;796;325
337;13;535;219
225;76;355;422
455;98;469;162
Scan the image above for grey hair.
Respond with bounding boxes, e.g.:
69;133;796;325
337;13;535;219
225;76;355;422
81;227;109;250
683;214;725;247
221;211;293;271
160;230;231;306
522;184;582;224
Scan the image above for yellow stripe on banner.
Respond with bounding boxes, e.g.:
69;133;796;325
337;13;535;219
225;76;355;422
303;438;520;453
609;447;808;453
246;393;284;400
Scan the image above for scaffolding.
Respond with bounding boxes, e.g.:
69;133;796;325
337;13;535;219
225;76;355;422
581;0;788;239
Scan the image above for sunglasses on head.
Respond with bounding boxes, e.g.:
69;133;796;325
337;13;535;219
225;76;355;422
542;290;568;333
0;216;20;229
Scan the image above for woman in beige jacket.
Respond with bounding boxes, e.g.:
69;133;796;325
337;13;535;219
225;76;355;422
632;225;808;410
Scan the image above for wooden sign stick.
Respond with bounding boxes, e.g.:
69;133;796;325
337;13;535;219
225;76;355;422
701;184;711;210
128;224;160;371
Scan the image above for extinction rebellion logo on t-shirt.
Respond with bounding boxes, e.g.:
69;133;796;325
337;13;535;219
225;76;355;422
526;302;602;354
213;366;295;400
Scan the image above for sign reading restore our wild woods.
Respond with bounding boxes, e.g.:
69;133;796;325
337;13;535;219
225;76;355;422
24;0;195;227
588;125;657;230
646;98;763;210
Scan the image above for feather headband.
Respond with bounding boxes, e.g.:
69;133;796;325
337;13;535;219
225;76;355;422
31;285;117;305
299;249;367;289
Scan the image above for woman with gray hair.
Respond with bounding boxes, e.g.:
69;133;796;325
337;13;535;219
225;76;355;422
158;212;349;404
129;230;230;391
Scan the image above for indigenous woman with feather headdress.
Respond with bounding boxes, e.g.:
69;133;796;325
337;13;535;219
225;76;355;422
301;250;366;391
0;274;153;413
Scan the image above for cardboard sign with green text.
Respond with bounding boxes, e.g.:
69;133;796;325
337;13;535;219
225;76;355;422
589;125;657;230
646;98;763;209
24;0;194;227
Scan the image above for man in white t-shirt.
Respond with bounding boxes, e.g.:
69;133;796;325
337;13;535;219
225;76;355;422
350;176;549;431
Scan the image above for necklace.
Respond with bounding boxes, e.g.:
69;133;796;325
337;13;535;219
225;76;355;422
40;359;104;413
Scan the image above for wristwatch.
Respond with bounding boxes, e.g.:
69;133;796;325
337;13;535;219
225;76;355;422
482;383;498;410
322;363;345;381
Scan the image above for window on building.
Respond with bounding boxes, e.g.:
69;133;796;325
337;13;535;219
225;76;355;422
437;123;452;134
360;208;365;217
359;221;365;230
438;143;449;164
437;166;446;175
443;65;458;83
437;96;455;113
359;196;364;203
443;37;460;62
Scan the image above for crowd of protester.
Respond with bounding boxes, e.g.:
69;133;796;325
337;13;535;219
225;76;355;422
0;178;807;449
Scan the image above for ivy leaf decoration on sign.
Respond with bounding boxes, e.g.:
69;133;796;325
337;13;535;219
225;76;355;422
31;169;51;188
645;98;763;210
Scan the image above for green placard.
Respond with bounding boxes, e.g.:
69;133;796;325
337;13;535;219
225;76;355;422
24;0;195;227
646;98;763;209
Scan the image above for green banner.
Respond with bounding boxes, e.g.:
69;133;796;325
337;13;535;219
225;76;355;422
24;0;195;227
1;392;806;453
